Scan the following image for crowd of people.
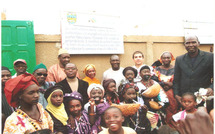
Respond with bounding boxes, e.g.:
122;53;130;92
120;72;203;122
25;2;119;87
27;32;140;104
1;35;214;134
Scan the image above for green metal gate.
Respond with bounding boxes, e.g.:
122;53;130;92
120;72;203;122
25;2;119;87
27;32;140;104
1;20;36;75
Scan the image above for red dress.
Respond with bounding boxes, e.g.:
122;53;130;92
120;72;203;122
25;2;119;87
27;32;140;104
155;67;178;126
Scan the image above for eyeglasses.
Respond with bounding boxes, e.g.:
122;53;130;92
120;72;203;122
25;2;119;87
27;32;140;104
2;74;11;77
36;73;48;77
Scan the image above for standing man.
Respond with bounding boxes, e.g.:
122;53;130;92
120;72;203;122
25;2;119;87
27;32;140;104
173;35;213;103
32;63;55;108
132;51;154;82
102;55;125;90
56;63;89;105
12;59;27;78
46;48;79;83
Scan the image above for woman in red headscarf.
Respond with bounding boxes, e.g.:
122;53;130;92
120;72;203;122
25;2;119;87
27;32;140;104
3;73;53;134
154;51;178;126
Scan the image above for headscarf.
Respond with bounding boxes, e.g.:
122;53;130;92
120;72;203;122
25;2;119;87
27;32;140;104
102;79;116;92
64;92;84;115
159;51;175;64
45;85;68;126
121;83;139;95
87;83;104;98
4;73;38;107
122;66;138;77
83;64;96;75
64;91;83;104
33;63;47;72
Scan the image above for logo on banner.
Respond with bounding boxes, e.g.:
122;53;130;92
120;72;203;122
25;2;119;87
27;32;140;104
67;12;77;24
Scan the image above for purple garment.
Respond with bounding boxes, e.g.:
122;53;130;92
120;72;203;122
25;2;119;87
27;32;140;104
91;102;110;133
67;110;91;134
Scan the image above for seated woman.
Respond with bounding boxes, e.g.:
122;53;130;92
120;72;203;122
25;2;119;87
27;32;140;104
44;85;68;134
82;64;100;85
154;51;178;126
3;73;53;133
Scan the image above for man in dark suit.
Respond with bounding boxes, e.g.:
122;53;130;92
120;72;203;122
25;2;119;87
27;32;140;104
56;63;89;105
173;35;213;103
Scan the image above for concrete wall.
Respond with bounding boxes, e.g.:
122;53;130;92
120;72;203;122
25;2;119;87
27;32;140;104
35;34;213;81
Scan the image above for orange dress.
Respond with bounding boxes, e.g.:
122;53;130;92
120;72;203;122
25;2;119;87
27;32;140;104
82;76;100;85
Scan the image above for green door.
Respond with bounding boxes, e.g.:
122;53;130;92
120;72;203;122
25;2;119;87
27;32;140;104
1;20;36;75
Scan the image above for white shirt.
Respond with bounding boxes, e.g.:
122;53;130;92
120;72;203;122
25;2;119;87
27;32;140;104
102;67;125;91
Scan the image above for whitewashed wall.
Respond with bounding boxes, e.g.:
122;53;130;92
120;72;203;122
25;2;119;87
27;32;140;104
2;0;215;43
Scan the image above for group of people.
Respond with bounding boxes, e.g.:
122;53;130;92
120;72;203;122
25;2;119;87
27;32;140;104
1;35;214;134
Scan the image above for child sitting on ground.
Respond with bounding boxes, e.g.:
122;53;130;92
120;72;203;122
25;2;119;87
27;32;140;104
99;106;137;134
120;83;151;134
64;92;91;134
44;85;68;134
84;84;110;133
171;92;197;128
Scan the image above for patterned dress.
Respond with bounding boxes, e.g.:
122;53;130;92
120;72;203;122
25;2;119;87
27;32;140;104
3;103;53;134
67;110;91;134
155;67;178;125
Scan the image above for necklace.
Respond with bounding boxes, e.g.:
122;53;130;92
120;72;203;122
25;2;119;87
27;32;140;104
16;109;40;131
141;80;150;88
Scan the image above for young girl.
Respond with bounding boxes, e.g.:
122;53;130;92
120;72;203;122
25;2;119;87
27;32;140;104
99;106;137;134
64;91;91;134
84;84;110;133
122;66;138;83
171;92;197;127
120;83;151;134
103;79;120;104
44;85;68;134
118;67;138;101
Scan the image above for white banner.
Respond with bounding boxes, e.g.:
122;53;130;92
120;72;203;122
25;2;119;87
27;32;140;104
61;11;124;54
